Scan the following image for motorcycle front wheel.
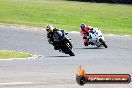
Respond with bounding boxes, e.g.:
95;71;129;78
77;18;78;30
99;38;108;48
64;44;75;56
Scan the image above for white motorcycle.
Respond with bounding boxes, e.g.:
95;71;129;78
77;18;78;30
88;28;108;48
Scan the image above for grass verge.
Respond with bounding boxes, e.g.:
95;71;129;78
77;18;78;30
0;50;32;59
0;0;132;35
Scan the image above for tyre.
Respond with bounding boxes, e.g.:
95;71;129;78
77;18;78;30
99;38;108;48
62;38;75;56
64;44;75;56
103;43;108;48
68;50;75;56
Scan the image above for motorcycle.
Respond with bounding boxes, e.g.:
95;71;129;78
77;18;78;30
52;30;75;56
88;28;108;48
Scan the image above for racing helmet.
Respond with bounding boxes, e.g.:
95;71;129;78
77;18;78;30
80;23;86;31
46;25;54;33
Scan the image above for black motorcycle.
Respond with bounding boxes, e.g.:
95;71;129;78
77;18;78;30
52;30;75;56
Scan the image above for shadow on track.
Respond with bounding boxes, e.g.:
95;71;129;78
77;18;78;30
46;56;71;57
75;47;105;49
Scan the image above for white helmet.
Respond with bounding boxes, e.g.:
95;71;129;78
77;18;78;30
46;25;54;33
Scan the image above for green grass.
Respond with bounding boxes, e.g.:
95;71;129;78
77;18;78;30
0;50;32;59
0;0;132;35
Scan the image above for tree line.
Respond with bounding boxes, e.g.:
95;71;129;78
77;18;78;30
68;0;132;4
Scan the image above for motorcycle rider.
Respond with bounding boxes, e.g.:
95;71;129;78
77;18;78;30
80;23;94;46
46;25;64;50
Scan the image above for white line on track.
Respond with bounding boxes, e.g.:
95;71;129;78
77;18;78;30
0;55;43;61
0;82;33;85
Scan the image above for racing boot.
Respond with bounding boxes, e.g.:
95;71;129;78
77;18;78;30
88;42;95;45
84;42;88;46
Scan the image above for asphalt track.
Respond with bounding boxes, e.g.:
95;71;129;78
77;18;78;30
0;25;132;88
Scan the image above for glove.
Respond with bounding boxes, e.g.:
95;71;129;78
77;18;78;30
91;30;94;34
65;32;68;35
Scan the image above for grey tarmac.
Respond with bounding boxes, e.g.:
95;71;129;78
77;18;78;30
0;25;132;88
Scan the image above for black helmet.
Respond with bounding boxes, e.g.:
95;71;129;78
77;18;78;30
80;23;86;31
